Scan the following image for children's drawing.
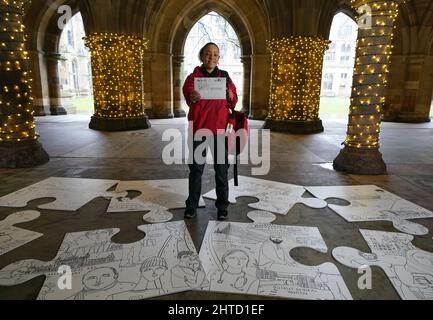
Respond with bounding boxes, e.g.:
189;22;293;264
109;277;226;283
0;211;43;256
0;221;202;300
204;176;327;215
305;185;433;235
333;229;433;300
199;221;352;300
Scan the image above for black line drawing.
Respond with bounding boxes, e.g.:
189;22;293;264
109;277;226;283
306;185;433;235
333;230;433;300
0;211;43;256
199;221;352;300
204;176;327;215
0;221;200;300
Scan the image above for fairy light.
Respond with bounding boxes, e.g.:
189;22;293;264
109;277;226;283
344;0;405;149
266;36;330;122
0;0;38;143
84;33;148;119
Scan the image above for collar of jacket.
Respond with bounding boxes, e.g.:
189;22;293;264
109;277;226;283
200;65;220;77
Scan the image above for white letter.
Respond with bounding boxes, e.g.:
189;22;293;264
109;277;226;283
162;128;183;165
358;265;372;290
57;5;72;30
357;4;372;30
57;265;72;290
250;129;270;176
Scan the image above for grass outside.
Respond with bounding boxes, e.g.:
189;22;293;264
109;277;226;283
67;96;94;113
64;96;433;119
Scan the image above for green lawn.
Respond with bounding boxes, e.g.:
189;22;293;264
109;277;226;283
68;96;94;113
65;95;433;119
319;97;351;119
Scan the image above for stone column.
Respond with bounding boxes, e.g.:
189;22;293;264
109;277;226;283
84;33;151;131
240;55;251;115
151;52;174;119
384;54;433;123
45;52;66;115
0;0;49;168
334;0;403;174
263;37;330;133
249;53;270;120
172;54;185;118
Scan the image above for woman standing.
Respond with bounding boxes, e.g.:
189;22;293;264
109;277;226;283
183;42;238;220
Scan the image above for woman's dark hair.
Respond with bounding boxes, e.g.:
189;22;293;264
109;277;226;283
198;42;219;62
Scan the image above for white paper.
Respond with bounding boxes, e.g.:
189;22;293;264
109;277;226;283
194;78;226;100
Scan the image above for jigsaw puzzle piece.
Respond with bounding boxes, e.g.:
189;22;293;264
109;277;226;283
199;221;352;300
107;179;205;212
333;229;433;300
0;221;203;300
306;185;433;236
247;211;276;224
0;177;120;211
0;211;43;256
204;176;326;215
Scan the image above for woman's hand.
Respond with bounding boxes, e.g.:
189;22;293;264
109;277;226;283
190;91;201;104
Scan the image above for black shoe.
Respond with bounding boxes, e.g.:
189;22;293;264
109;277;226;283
184;210;197;219
217;211;228;221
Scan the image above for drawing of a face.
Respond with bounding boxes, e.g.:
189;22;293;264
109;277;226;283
141;266;167;281
223;250;249;271
82;267;118;290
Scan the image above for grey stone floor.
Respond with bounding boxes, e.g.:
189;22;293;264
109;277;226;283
0;115;432;300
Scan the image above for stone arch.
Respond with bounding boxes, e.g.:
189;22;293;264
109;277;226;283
24;0;82;115
150;0;268;55
147;0;270;118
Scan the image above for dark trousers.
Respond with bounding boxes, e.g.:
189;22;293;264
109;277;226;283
185;135;230;213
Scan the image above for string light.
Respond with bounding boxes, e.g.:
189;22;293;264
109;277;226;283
266;36;330;122
344;0;405;149
84;33;148;119
0;0;38;143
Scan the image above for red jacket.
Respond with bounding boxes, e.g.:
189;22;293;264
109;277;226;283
183;66;238;135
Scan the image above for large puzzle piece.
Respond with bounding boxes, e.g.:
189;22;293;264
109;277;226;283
199;221;353;300
0;211;43;256
333;230;433;300
107;179;205;214
305;185;433;235
204;176;327;215
0;177;125;211
0;221;207;300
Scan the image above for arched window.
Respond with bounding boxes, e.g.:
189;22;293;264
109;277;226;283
320;12;358;118
59;12;94;114
182;12;244;112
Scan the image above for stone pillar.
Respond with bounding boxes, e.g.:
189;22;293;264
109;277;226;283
84;33;151;131
29;50;49;116
263;37;330;133
151;52;174;119
45;52;66;115
142;54;153;118
334;0;403;174
249;53;270;120
383;54;433;123
172;54;186;118
0;0;49;168
240;55;251;115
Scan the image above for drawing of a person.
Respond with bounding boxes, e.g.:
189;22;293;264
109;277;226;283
68;267;135;300
114;256;168;300
210;249;258;293
171;251;208;289
258;236;294;273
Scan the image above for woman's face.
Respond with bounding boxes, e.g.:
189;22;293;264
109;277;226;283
201;45;220;71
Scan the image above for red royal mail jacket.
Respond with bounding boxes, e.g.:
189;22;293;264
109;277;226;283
183;66;238;135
